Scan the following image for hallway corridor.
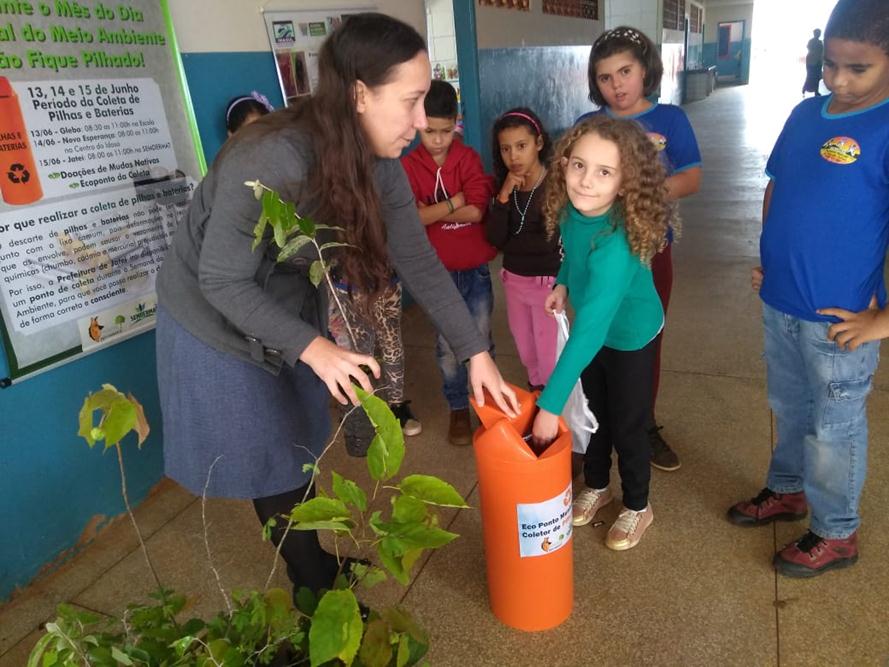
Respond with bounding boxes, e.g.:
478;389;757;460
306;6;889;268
2;84;888;666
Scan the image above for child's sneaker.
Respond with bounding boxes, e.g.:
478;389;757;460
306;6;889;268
649;425;680;471
571;486;614;526
605;505;653;551
390;401;422;437
773;530;859;578
727;487;807;526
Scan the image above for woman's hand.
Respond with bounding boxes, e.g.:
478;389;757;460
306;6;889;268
299;336;381;405
468;351;519;417
531;408;560;450
545;285;567;315
496;173;524;204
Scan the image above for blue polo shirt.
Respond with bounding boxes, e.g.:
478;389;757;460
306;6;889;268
577;103;702;177
760;95;889;321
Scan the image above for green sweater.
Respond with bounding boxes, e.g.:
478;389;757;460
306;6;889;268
537;204;664;415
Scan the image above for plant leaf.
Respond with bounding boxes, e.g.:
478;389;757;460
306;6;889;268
397;634;411;667
276;235;313;263
309;589;363;667
296;213;316;236
100;398;137;449
290;497;350;524
126;393;150;447
398;475;469;508
295;586;318;616
111;647;134;665
391;495;427;524
308;260;324;287
290;519;353;533
318;241;351;254
252;212;269;251
332;472;368;512
358;619;393;667
357;387;405;481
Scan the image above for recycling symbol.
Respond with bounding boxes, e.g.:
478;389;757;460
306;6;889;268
7;163;30;184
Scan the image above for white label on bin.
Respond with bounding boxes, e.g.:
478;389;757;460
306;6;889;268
516;482;573;558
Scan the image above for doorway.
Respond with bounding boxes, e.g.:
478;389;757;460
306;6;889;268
717;20;745;83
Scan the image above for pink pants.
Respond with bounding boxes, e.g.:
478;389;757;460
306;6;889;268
501;268;558;387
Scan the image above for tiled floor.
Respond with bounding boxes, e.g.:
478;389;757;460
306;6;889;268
3;84;889;666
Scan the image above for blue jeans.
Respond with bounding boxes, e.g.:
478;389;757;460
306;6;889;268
436;265;494;411
762;303;879;538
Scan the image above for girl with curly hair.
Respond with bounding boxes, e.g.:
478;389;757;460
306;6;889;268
532;115;673;551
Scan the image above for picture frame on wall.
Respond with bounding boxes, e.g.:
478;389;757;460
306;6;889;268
477;0;531;11
542;0;599;20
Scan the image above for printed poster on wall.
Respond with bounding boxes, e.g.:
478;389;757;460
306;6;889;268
262;7;374;107
0;1;204;382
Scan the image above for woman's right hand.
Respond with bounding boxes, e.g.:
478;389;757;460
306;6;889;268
545;285;567;315
299;336;381;406
751;266;764;291
497;173;524;203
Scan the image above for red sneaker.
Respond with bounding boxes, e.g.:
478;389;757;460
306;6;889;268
774;530;859;578
727;487;807;526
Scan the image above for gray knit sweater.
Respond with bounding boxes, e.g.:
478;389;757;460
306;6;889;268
157;121;487;373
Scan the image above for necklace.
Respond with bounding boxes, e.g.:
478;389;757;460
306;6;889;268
512;167;547;235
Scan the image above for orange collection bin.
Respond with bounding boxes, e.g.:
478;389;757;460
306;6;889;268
470;384;573;631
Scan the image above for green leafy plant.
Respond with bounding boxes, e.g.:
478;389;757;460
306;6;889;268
29;382;466;666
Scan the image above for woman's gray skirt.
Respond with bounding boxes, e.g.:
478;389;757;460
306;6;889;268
156;306;330;499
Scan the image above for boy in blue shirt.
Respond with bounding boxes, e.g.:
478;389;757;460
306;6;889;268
728;0;889;578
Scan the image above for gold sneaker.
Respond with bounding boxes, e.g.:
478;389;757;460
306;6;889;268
572;486;614;526
605;505;653;551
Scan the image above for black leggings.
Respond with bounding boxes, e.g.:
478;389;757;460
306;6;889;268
252;482;338;594
580;337;658;511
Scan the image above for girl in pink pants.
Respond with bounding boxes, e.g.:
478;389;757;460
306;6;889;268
486;108;562;390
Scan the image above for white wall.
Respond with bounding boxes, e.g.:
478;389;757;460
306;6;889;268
703;2;754;43
475;3;602;49
167;0;426;53
605;0;660;40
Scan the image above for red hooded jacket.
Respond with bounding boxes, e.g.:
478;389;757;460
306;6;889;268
401;136;496;271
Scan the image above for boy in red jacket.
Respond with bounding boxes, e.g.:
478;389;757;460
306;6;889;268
401;81;496;445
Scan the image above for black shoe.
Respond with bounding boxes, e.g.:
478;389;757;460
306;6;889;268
649;425;681;471
389;400;422;436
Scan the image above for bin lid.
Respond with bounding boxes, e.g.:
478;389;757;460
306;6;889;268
471;384;536;435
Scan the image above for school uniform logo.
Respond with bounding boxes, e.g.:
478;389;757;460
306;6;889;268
647;132;667;152
820;136;860;164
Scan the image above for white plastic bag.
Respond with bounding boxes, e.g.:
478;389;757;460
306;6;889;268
554;311;598;453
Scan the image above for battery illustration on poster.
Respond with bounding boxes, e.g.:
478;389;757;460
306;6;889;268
0;1;204;382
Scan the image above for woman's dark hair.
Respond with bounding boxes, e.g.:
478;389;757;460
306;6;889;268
225;94;272;134
490;107;552;184
223;13;426;296
425;80;458;119
587;26;663;107
825;0;889;56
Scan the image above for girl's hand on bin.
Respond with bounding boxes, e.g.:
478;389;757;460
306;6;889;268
545;285;567;316
469;351;519;418
531;408;560;449
300;336;381;406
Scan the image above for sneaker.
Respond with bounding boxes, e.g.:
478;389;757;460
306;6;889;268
448;408;472;446
572;486;614;526
605;505;654;551
390;401;422;437
773;530;859;578
727;487;807;526
649;425;681;471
